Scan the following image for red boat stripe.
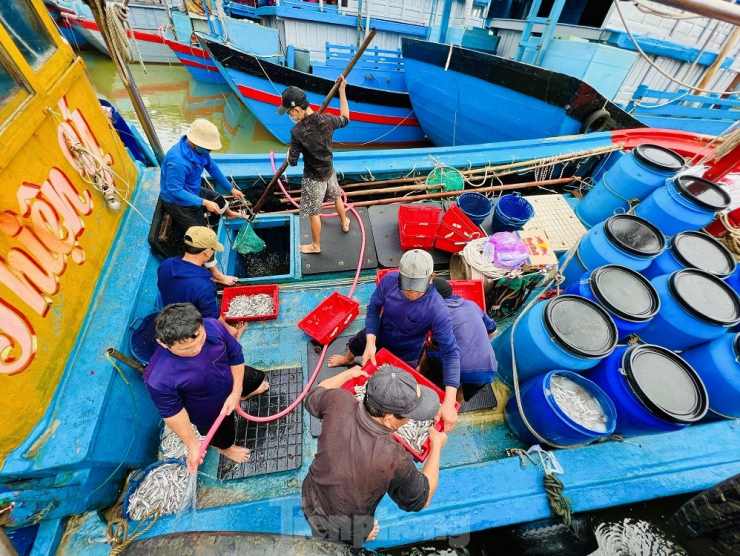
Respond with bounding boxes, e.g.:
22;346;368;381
180;58;219;72
236;84;419;127
164;38;209;59
73;17;165;44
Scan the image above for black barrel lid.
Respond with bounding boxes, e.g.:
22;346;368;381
668;269;740;326
673;175;731;212
603;214;666;258
622;345;708;424
670;231;737;278
734;333;740;359
589;265;660;322
543;295;618;358
633;144;685;173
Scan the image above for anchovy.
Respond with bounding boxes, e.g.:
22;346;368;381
396;419;434;452
550;374;608;433
225;293;275;318
127;463;190;521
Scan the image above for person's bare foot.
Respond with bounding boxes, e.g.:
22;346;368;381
367;519;379;542
242;380;269;400
234;321;247;340
211;269;238;286
217;445;250;463
341;217;350;233
225;208;248;220
300;244;321;254
328;353;356;368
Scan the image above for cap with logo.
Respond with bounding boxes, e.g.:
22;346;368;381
277;86;310;115
184;226;224;252
366;364;440;421
186;119;222;151
398;249;434;293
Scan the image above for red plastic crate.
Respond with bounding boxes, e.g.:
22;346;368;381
398;204;442;251
341;348;459;462
297;291;359;345
449;279;486;312
435;222;484;253
442;204;484;235
220;284;280;322
375;267;399;285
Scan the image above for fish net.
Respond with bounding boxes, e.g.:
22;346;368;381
233;221;266;255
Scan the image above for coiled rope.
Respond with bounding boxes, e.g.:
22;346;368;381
101;0;146;79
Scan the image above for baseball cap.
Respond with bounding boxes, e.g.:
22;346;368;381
184;226;223;252
432;277;453;299
186;119;222;151
366;364;440;421
398;249;434;293
277;86;309;115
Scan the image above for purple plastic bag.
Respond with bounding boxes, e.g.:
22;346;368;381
482;232;529;269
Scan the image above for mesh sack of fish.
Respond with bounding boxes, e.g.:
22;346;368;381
550;374;608;433
126;461;190;521
225;293;275;318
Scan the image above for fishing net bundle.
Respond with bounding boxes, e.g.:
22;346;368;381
233;221;266;255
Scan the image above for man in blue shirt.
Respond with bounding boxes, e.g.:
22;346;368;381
422;278;498;405
157;226;245;339
160;119;244;285
144;303;269;472
328;250;461;431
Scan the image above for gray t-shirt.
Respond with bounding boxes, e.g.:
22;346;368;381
302;386;429;547
288;113;349;181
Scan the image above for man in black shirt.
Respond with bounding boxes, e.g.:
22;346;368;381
278;77;351;254
303;364;447;547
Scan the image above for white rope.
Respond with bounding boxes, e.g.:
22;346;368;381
614;1;740;96
462;238;525;280
631;0;700;20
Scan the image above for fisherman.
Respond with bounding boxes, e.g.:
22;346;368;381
159;118;245;285
157;226;245;340
303;364;447;547
328;249;461;431
278;76;351;254
421;278;498;405
144;303;269;472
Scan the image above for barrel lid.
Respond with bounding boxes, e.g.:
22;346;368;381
668;269;740;326
670;231;737;278
603;214;666;258
589;265;660;322
673;175;731;212
543;295;618;358
633;144;685;173
734;333;740;359
622;345;708;424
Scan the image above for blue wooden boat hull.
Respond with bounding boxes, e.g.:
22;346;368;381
197;33;427;147
164;35;226;84
401;39;645;147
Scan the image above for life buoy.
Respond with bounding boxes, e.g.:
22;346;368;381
580;108;611;134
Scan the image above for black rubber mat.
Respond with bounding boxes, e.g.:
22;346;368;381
299;207;378;275
217;367;303;480
459;383;498;413
306;336;358;437
368;203;451;269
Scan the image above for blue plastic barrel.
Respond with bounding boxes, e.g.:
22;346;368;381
559;214;666;289
576;144;684;228
504;371;617;446
639;269;740;350
642;230;736;280
681;333;740;419
564;265;660;341
457;192;493;226
494;295;618;387
585;344;708;436
491;193;535;232
635;175;731;237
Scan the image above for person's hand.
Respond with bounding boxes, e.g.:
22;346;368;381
221;392;241;416
186;443;204;474
203;199;221;214
367;519;379;542
230;187;245;200
345;365;369;380
435;402;458;432
361;344;377;366
336;74;347;92
428;425;448;450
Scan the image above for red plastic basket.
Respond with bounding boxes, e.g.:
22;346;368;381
220;284;280;322
398;204;442;251
375;267;399;286
435;204;485;253
449;279;486;312
297;291;360;345
341;348;458;462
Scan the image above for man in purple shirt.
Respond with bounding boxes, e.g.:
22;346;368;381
144;303;269;472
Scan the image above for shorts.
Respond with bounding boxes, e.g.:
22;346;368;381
196;365;266;449
161;187;227;230
419;354;495;403
300;174;341;217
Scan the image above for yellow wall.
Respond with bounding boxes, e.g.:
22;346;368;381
0;49;139;461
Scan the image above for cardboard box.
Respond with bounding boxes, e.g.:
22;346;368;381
516;228;558;271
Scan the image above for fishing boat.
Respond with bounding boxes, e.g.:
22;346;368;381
197;32;427;146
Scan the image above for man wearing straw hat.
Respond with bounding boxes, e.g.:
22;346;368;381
159;118;245;285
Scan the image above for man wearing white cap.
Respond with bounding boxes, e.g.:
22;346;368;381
159;119;245;285
328;249;461;431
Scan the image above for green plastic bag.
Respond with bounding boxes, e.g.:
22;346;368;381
233;221;266;255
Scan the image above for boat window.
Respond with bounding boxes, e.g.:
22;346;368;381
0;0;57;69
487;0;610;28
0;56;30;127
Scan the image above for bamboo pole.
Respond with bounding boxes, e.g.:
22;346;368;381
269;177;576;214
694;26;740;93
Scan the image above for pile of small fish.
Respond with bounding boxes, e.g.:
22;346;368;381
550;374;608;433
396;419;434;453
225;293;275;318
353;383;366;402
159;424;203;460
126;462;190;520
241;252;286;277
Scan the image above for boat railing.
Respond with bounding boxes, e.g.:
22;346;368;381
625;85;740;120
325;42;404;72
